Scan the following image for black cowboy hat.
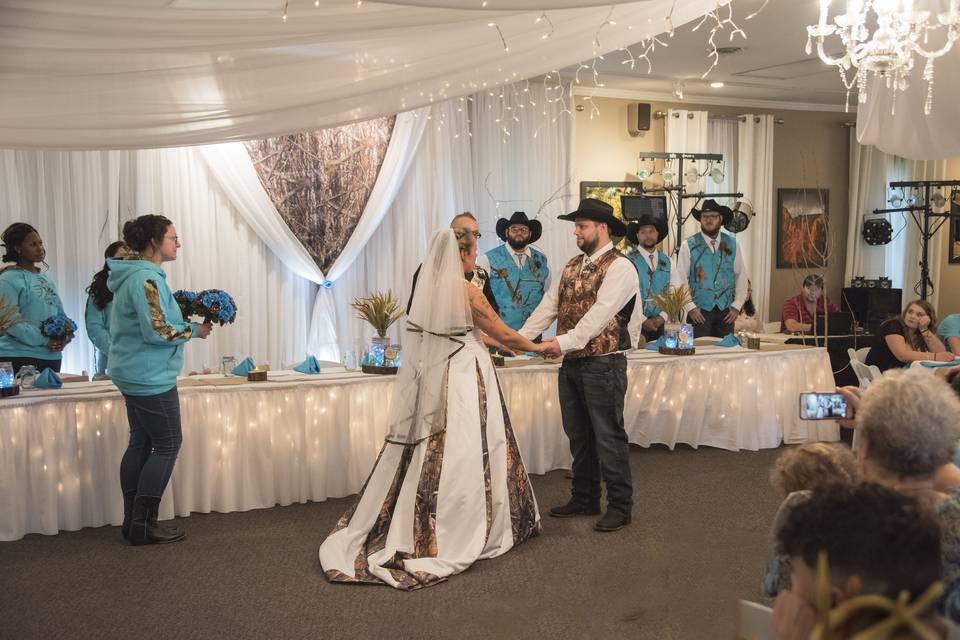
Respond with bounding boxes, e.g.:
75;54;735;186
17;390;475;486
626;215;668;246
496;211;542;244
558;198;627;237
692;198;733;226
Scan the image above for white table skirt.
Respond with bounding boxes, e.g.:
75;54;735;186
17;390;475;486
0;346;836;541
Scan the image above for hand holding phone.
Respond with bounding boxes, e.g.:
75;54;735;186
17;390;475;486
799;392;852;420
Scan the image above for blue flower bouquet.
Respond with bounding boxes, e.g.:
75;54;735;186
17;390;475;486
194;289;238;326
173;289;198;320
40;312;78;340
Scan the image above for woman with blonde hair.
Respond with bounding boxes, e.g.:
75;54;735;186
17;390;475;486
865;299;952;371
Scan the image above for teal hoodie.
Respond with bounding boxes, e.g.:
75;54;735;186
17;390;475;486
0;266;65;361
106;258;198;396
84;294;111;376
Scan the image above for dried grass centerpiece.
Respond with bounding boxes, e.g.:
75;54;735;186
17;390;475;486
352;291;404;374
650;286;696;355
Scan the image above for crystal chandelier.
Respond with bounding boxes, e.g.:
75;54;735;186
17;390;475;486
806;0;960;115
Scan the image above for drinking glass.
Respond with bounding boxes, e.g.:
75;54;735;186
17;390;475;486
221;356;236;376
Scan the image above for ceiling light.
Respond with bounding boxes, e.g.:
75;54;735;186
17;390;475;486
709;82;725;89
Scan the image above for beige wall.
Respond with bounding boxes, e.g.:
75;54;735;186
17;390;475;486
575;96;851;319
938;159;960;318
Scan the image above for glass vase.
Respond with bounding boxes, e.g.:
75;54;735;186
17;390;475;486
660;322;695;355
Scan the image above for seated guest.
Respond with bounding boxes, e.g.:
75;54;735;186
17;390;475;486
624;214;670;341
761;443;860;598
939;312;960;356
865;299;952;371
850;368;960;620
779;274;839;334
84;241;128;376
0;222;70;373
772;484;950;639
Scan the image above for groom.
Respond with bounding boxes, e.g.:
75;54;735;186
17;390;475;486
519;199;642;532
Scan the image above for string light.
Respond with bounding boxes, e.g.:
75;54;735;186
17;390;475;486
536;12;554;41
487;22;509;53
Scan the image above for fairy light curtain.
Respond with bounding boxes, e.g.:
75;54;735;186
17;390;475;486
0;0;721;150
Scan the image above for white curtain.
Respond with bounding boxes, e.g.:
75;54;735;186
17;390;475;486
664;109;709;253
0;0;721;150
469;83;578;289
0;150;121;374
846;134;948;309
195;109;430;361
736;114;775;322
706;118;739;207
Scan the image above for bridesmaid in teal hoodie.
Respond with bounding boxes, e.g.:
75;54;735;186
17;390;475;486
109;215;212;546
84;241;129;377
0;223;70;373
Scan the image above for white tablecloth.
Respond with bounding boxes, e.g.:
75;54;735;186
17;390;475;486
0;346;836;541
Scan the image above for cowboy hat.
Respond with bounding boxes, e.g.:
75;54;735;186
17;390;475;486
626;215;668;246
495;211;542;244
557;198;627;237
691;198;733;226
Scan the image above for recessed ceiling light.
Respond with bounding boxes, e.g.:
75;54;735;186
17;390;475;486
710;82;725;88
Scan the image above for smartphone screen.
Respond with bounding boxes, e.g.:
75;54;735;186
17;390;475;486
799;392;850;420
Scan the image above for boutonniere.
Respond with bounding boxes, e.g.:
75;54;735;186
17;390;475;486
657;258;668;270
719;242;732;256
582;261;598;275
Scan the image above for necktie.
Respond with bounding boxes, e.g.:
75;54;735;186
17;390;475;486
648;254;656;272
581;256;591;275
710;239;717;253
515;252;525;268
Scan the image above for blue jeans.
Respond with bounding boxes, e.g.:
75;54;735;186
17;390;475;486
557;353;633;516
119;386;183;499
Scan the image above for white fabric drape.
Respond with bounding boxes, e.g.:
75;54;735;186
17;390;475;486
845;131;894;285
469;83;578;294
0;0;720;150
845;134;948;309
736;114;775;322
706;118;739;206
195;109;430;362
664;109;709;253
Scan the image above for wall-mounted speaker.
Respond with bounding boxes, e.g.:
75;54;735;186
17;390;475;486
627;103;651;137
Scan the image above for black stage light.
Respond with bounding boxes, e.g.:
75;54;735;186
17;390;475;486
862;218;893;246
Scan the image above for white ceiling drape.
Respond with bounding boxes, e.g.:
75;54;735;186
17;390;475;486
0;0;718;150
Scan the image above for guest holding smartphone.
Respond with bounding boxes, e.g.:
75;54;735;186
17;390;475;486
109;215;211;545
0;223;70;373
84;241;129;376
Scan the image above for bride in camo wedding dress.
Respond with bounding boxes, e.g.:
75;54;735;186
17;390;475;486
319;228;543;590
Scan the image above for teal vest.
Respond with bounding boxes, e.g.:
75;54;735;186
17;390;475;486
485;244;549;330
628;250;671;318
687;233;737;311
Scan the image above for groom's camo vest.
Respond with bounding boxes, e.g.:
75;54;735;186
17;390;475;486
557;250;635;360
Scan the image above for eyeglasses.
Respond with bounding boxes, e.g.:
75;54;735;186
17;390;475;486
471;231;482;239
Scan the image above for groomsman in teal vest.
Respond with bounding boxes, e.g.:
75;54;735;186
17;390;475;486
625;215;671;341
671;199;749;338
477;212;550;330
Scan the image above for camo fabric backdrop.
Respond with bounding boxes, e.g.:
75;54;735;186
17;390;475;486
245;117;396;272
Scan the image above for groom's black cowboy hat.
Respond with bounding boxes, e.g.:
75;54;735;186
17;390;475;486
692;198;733;226
626;214;668;246
558;198;627;237
496;211;542;244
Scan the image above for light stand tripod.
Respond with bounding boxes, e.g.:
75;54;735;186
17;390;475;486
871;179;960;300
637;151;743;254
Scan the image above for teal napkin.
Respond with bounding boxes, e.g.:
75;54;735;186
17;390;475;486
920;359;960;368
645;337;664;351
293;355;321;374
34;368;62;389
717;334;742;347
231;357;256;376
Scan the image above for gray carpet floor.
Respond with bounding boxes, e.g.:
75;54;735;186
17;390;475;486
0;445;783;640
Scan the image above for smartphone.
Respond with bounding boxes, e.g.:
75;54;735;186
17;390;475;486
799;392;851;420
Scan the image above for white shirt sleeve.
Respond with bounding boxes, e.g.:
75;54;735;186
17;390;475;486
671;242;696;314
475;253;491;274
554;258;641;354
731;241;748;312
519;275;559;339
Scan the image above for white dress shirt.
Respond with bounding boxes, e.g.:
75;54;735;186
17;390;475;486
671;231;749;314
520;242;643;354
639;246;670;323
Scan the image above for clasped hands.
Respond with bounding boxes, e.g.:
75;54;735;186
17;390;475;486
536;337;562;359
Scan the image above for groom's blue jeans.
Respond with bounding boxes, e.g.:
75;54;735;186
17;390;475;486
557;353;633;517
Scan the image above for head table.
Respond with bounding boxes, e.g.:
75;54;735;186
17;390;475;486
0;343;836;541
